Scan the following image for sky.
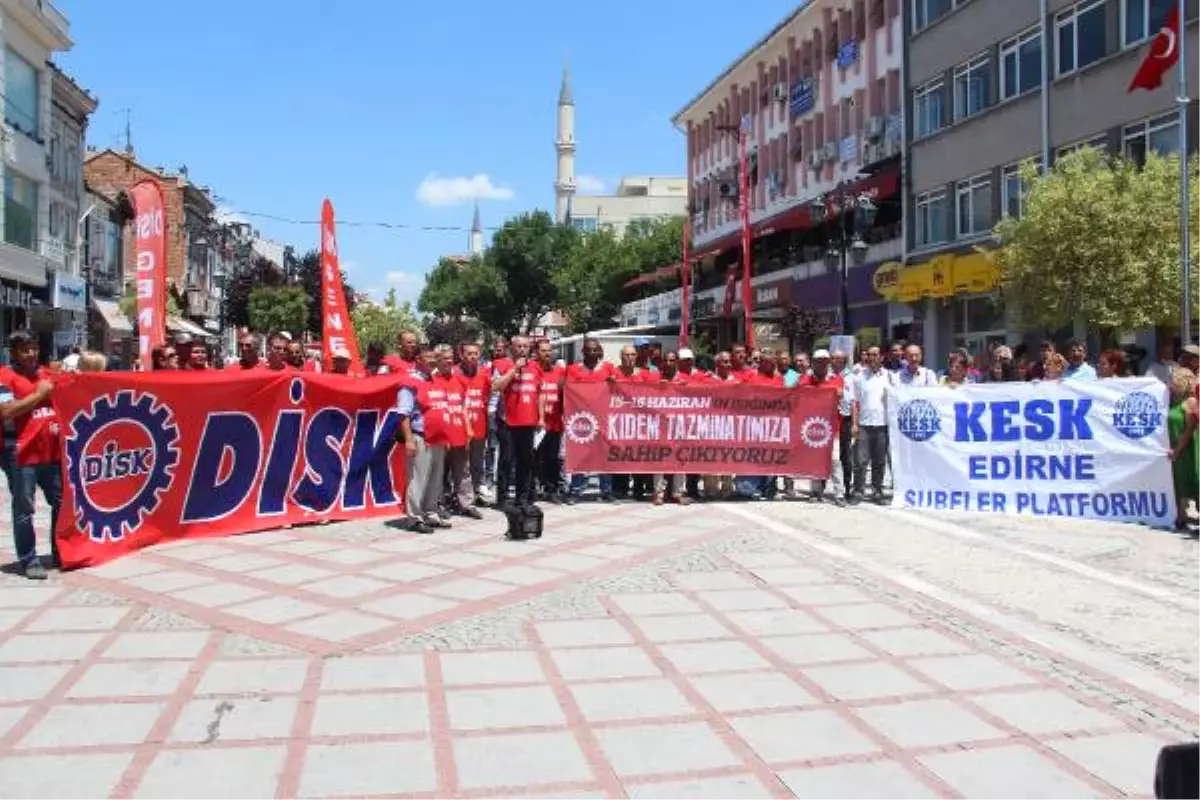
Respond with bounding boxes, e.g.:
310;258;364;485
57;0;799;305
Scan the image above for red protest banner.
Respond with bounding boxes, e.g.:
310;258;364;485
562;381;838;477
129;180;167;371
53;371;406;570
320;199;363;375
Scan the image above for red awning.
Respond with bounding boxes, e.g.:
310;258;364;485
624;262;682;288
691;165;900;260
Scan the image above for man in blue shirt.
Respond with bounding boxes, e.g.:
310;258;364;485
1063;338;1098;381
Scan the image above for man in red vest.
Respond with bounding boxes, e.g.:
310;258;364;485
226;331;263;371
456;342;491;509
492;335;541;509
397;345;450;533
534;339;567;502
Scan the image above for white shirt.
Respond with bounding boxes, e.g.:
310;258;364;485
1148;359;1177;384
62;353;80;372
893;364;938;387
853;367;891;427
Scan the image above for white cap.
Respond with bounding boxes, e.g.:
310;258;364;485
278;331;293;341
332;347;351;360
813;349;831;360
678;348;695;360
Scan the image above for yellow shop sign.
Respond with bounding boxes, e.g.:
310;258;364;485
873;252;999;302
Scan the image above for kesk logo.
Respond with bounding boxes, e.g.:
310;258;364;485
1112;390;1164;440
897;399;941;443
65;391;181;543
799;416;832;448
565;411;600;445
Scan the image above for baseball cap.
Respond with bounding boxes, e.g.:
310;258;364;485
678;348;695;360
633;337;651;347
813;348;831;359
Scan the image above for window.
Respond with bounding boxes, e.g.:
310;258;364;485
4;171;37;250
1000;27;1042;100
1122;0;1176;46
571;216;598;233
1056;0;1108;77
953;53;992;120
956;174;993;237
911;0;955;33
913;79;945;139
915;189;949;247
1001;163;1030;219
1123;113;1181;165
4;49;39;137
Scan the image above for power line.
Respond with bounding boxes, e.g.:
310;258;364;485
228;209;502;233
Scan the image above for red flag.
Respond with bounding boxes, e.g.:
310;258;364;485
129;180;166;371
320;199;364;375
1128;7;1181;92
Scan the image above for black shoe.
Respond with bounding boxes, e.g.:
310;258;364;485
425;516;452;529
600;492;615;503
22;560;47;580
848;492;863;505
458;507;483;520
410;521;435;534
833;496;847;507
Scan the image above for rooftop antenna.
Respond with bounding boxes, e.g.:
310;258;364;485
119;108;133;156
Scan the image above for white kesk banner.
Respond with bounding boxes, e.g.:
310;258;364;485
888;377;1173;527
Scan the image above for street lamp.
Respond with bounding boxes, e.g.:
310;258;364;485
716;116;754;348
810;188;878;335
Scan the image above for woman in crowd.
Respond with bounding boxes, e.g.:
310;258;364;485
941;351;970;388
1098;349;1130;379
1041;353;1068;381
1168;368;1198;531
78;352;108;373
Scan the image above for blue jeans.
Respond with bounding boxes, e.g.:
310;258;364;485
569;473;612;497
12;463;61;567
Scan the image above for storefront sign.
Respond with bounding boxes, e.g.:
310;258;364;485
52;271;87;313
873;252;1000;303
789;78;816;118
0;281;34;309
753;279;791;311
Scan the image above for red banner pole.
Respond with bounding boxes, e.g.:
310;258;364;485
679;218;690;350
129;180;167;371
739;124;753;349
320;200;364;376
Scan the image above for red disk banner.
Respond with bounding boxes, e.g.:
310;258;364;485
562;382;839;477
53;371;407;570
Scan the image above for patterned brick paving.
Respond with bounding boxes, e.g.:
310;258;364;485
0;500;1191;798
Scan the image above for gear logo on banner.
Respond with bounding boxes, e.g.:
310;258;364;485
799;416;833;448
897;398;941;443
65;391;181;543
565;410;600;445
1112;391;1164;440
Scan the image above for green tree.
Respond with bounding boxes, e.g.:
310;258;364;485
626;215;685;279
351;289;421;352
247;286;309;336
554;226;637;333
223;256;285;330
423;315;481;348
994;149;1199;334
484;210;572;334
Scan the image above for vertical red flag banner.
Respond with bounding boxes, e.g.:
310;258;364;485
321;199;364;375
562;381;838;477
1128;7;1180;92
679;218;690;350
738;121;754;349
129;181;166;371
53;371;409;570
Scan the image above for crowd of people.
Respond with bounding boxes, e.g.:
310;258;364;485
0;324;1194;578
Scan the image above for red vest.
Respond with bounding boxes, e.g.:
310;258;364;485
425;372;468;447
456;366;491;440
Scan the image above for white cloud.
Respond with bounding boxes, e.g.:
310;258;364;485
416;173;514;207
575;174;607;193
384;270;422;286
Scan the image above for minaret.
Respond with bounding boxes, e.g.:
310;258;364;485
469;202;483;256
554;64;576;224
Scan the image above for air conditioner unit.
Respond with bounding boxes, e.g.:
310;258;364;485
718;182;737;199
773;82;789;102
866;116;885;140
807;150;824;169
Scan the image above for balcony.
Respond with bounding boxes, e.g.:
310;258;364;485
2;0;72;50
185;288;220;321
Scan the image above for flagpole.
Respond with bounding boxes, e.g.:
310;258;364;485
1179;0;1192;345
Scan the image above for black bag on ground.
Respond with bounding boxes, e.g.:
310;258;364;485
504;504;543;540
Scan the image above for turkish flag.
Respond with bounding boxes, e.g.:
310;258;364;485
1128;7;1181;92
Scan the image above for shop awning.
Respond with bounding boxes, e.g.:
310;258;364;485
692;164;902;260
90;296;133;333
168;316;211;339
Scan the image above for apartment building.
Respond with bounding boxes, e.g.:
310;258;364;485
673;0;910;351
0;0;71;348
904;0;1199;362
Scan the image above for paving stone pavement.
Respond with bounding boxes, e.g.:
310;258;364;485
0;494;1194;799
